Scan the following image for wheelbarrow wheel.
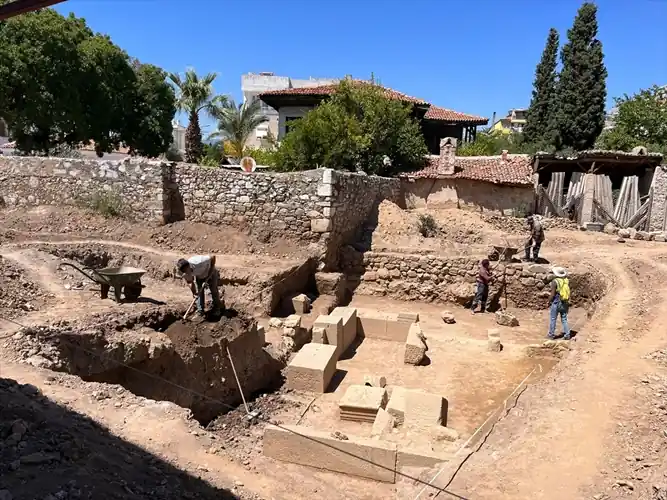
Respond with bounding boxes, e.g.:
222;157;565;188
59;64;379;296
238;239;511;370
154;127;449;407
123;283;143;301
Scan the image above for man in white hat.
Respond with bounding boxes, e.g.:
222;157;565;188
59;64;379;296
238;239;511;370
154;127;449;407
548;266;571;340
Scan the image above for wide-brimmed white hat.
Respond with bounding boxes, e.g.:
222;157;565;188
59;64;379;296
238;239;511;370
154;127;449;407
552;266;568;278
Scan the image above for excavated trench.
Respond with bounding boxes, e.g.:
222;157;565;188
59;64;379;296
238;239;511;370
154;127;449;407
13;306;285;425
33;242;319;316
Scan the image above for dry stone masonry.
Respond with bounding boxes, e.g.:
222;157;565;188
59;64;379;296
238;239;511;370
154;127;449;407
343;249;605;309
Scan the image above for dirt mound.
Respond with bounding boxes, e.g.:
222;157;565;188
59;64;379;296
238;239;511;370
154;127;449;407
369;201;499;248
0;256;50;318
163;312;254;352
1;206;306;258
0;378;242;500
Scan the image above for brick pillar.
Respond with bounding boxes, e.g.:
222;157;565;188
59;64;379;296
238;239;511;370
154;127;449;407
649;165;667;232
580;173;595;224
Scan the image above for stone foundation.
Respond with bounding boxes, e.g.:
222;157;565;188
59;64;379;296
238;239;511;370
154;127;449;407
342;248;606;309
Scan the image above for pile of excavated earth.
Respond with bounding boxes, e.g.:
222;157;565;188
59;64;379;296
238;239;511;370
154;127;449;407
4;202;667;500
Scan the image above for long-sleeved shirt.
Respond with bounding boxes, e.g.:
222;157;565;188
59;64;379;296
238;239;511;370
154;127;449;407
477;265;492;285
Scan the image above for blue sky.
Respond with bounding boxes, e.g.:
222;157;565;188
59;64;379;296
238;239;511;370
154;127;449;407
56;0;666;131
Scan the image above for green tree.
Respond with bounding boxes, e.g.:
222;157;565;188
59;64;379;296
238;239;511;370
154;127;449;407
275;81;427;175
524;28;559;145
124;62;177;158
553;2;607;150
597;85;667;154
456;129;535;156
209;99;268;158
0;8;176;157
168;69;224;163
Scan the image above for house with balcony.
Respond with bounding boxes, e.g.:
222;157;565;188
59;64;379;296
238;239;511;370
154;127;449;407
241;72;338;148
259;80;488;154
490;108;527;134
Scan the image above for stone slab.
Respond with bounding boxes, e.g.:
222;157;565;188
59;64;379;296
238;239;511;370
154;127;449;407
386;387;407;425
385;313;412;342
371;408;395;438
263;424;397;483
404;390;448;427
329;306;358;352
356;309;388;339
291;294;310;314
396;447;449;470
286;343;338;393
312;326;327;344
313;315;344;358
339;385;388;412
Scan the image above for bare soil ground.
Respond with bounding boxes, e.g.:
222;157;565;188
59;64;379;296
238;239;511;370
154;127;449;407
3;205;667;500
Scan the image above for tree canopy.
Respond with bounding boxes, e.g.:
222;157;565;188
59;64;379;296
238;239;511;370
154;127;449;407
597;86;667;154
275;81;427;175
0;8;176;157
524;28;559;146
553;2;607;150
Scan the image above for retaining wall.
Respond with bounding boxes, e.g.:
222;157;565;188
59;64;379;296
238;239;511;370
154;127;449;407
0;156;402;270
341;248;606;309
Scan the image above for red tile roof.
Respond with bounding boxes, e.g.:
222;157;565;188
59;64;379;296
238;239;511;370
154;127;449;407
260;81;487;124
261;81;428;105
404;154;533;186
424;106;488;125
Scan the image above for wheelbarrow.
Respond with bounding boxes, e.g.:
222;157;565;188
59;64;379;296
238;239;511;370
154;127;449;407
58;262;146;302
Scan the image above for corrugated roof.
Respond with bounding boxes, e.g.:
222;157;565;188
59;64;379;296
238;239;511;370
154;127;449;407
404;154;534;186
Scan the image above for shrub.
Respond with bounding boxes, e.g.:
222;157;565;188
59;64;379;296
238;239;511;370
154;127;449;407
417;214;438;237
274;80;427;176
82;190;125;218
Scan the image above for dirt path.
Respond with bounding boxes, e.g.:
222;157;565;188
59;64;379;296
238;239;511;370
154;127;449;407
437;247;667;499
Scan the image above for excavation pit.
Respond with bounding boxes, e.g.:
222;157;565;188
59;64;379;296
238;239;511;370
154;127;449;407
11;306;287;425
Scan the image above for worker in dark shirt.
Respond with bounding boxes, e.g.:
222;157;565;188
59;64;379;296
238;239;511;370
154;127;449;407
471;259;493;314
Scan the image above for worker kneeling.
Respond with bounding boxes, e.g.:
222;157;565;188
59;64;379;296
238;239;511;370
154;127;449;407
177;255;224;316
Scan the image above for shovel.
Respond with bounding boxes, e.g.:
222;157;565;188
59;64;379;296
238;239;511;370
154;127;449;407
182;283;207;322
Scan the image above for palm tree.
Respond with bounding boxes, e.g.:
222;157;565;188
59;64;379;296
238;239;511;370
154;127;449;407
168;69;226;163
210;99;268;158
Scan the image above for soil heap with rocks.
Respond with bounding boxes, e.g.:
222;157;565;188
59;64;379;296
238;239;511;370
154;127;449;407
0;256;49;319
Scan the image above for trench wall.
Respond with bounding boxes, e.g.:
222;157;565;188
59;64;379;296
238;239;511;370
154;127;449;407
0;156;401;268
341;248;606;309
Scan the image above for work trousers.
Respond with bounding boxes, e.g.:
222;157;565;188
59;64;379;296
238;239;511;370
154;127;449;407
195;269;223;313
548;298;571;339
471;282;489;312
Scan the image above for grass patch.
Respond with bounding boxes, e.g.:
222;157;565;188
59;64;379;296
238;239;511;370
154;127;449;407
79;190;125;218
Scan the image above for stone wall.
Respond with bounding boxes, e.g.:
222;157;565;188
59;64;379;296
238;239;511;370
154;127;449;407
650;165;667;232
403;178;534;215
341;248;606;310
0;156;164;220
324;170;403;269
0;157;404;268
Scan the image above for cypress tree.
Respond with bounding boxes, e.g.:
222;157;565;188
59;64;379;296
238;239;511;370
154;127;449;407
553;2;607;150
524;28;559;146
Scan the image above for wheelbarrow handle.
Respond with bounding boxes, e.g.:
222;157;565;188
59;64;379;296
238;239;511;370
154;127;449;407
58;262;107;284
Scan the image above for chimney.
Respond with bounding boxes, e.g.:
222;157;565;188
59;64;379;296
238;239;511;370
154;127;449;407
491;111;496;125
501;149;508;161
439;137;457;175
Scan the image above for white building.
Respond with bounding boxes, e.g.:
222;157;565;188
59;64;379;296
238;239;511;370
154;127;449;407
171;119;186;154
241;72;338;148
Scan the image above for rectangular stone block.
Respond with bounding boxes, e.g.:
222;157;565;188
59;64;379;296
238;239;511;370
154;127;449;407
371;408;395;438
313;315;344;358
404;324;427;365
291;294;310;314
286;343;338;393
404;390;448;427
312;326;327;344
386;313;412;342
329;306;358;351
397;312;420;323
263;424;397;483
396;447;449;470
356;309;388;339
386;387;407;425
339;385;388;412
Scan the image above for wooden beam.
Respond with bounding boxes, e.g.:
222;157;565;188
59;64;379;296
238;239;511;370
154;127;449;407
0;0;66;20
593;199;622;227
